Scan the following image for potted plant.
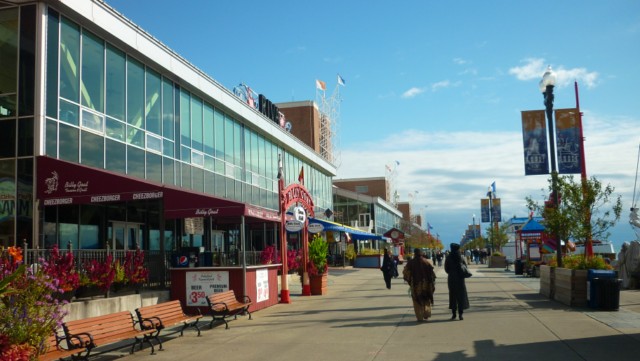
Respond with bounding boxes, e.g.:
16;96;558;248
43;245;79;301
488;251;507;268
307;234;328;295
549;254;612;307
124;248;149;291
76;254;115;298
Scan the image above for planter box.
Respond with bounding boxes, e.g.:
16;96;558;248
539;265;555;298
554;268;587;307
488;256;507;268
310;272;328;295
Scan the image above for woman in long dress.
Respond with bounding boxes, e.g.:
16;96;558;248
444;243;470;320
403;248;436;322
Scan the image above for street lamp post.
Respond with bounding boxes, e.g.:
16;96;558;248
539;66;563;268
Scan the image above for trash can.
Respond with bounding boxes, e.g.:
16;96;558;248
587;270;617;308
596;278;621;311
514;260;524;275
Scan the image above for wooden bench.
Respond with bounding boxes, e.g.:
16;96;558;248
38;333;80;361
136;300;203;350
62;311;155;359
206;290;252;329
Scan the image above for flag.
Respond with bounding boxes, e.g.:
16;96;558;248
427;223;433;235
385;164;392;172
298;166;304;184
315;79;326;91
337;74;346;86
395;160;400;166
491;182;496;195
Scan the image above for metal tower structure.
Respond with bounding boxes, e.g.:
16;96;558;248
315;76;343;166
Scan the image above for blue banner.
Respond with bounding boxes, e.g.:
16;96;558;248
555;108;582;174
521;110;549;175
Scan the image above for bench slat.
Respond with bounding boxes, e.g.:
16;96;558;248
206;290;252;329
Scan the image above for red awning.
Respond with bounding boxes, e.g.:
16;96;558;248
37;156;163;206
162;186;245;219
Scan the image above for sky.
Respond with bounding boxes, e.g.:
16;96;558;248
104;0;640;252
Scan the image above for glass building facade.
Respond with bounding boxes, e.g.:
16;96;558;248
0;1;334;254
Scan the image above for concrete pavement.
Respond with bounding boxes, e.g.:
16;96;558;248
96;263;640;361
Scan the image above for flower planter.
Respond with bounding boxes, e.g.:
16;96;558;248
553;268;587;307
539;265;555;298
52;290;75;302
111;283;141;295
488;256;507;268
310;272;328;295
75;285;108;299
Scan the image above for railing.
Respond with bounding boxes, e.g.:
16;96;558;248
9;248;268;293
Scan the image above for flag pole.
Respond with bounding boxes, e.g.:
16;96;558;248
575;81;593;257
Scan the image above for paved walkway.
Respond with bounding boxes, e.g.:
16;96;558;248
97;263;640;361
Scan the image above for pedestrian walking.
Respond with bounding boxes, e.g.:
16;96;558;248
436;251;443;267
444;243;469;321
402;248;436;322
380;249;394;289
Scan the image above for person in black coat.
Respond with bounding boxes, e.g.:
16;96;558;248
444;243;470;320
381;249;394;289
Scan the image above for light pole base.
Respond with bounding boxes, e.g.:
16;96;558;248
279;290;291;303
302;284;311;296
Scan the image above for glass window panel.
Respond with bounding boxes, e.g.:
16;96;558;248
58;122;79;163
145;69;161;135
179;89;190;147
45;118;57;157
59;99;78;125
180;145;190;163
105;138;125;174
80;30;104;112
18;118;33;157
81;109;103;133
203;103;213;155
126;125;144;147
0;118;15;157
0;8;18;95
250;132;258;172
58;205;79;249
46;9;59;118
162;138;174;157
19;5;36;117
181;163;191;190
204;155;214;171
80;129;103;168
162;78;174;140
59;17;79;102
127;145;144;179
192;166;203;193
215;157;224;174
258;136;266;176
191;150;204;168
105;116;124;141
162;156;174;185
233;121;241;166
126;57;144;127
146;133;162;153
214;108;224;159
106;45;125;120
191;96;203;151
215;173;225;198
224;115;233;163
205;170;215;195
0;95;16;118
146;151;161;183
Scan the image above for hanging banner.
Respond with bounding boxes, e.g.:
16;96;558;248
491;198;502;223
555;108;582;174
521;110;549;175
480;199;490;223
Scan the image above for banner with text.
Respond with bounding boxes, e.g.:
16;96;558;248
555;108;582;174
521;110;549;175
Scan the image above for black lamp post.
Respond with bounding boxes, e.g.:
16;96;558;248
539;66;562;268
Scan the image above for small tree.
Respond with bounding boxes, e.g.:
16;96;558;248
485;223;510;252
526;175;622;248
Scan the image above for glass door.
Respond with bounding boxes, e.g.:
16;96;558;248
109;221;141;250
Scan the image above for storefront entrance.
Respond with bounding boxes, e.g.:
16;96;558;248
109;221;142;250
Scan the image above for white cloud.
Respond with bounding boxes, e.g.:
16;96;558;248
431;80;451;91
336;115;639;248
402;87;425;98
509;58;599;89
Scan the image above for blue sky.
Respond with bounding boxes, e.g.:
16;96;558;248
104;0;640;252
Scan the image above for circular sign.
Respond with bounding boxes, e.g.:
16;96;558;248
285;220;304;232
391;230;399;239
293;206;307;223
307;222;324;234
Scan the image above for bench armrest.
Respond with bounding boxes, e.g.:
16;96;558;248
241;295;252;304
67;332;94;349
139;316;162;330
